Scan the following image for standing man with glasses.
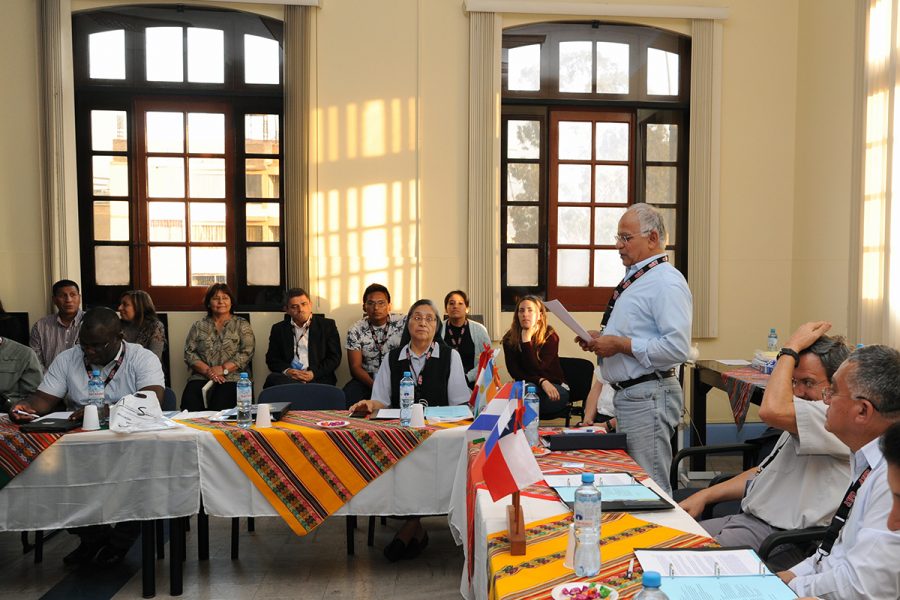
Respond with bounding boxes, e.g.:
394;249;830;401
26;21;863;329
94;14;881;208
343;283;407;408
679;322;851;570
264;288;341;388
577;203;691;494
778;345;900;599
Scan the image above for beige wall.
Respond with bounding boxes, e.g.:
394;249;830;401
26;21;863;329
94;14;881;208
0;0;858;415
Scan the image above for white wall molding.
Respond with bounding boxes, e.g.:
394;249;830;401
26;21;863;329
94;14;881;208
463;0;729;20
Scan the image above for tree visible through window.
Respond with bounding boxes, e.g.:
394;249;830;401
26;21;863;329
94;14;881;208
501;22;689;311
73;6;284;310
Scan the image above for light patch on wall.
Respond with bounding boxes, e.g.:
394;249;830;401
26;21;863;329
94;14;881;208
362;100;386;157
327;106;340;163
868;0;891;66
345;103;358;159
361;183;388;227
391;99;403;154
408;97;417;152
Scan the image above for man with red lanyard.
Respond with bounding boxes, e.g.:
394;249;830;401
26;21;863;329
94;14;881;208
578;203;692;495
779;345;900;599
9;307;164;568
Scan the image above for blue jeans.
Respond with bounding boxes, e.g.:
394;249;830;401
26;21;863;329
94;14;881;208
612;377;682;496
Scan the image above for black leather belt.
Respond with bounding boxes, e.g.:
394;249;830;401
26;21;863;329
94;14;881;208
610;368;677;391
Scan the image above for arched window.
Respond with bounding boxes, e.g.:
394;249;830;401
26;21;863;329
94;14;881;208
73;5;284;310
501;22;689;310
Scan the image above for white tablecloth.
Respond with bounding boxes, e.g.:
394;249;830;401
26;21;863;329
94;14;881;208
0;426;201;531
197;424;469;518
448;447;710;600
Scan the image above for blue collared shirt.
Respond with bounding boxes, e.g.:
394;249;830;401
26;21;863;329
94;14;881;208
599;253;692;383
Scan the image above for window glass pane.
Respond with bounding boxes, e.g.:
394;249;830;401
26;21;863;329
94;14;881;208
507;44;540;91
557;164;591;203
594;165;628;203
189;158;225;198
246;203;280;241
647;124;678;162
658;207;677;245
146;112;184;153
190;247;226;286
89;30;125;79
93;201;129;241
556;249;590;286
558;121;591;160
646;166;677;204
245;159;280;198
596;42;629;94
594;207;627;245
507;248;538;286
557;207;591;245
190;202;226;242
150;247;186;286
245;114;280;154
146;27;183;82
507;163;539;203
147;157;185;198
559;41;592;93
244;35;280;85
148;202;185;242
91;110;127;152
94;246;130;285
595;122;629;161
247;247;281;285
92;156;129;197
507;120;540;159
506;206;539;244
593;250;623;287
647;48;679;95
188;28;224;83
188;113;225;154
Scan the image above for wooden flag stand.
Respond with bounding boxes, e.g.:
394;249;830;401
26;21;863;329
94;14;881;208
507;491;526;555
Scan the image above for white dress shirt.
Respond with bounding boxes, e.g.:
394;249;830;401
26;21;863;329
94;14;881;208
788;436;900;599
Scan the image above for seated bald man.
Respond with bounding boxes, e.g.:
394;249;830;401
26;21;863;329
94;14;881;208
9;307;164;567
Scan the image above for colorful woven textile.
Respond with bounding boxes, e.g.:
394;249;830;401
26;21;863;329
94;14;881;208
181;410;435;535
721;367;769;429
487;512;715;600
0;415;65;490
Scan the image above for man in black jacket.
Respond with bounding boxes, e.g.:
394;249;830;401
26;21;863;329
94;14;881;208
264;288;341;387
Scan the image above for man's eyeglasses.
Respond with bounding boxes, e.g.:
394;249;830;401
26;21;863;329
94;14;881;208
365;300;387;308
613;230;651;244
411;314;436;324
81;341;111;353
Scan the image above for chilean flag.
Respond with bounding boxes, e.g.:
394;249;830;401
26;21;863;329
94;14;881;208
480;391;543;502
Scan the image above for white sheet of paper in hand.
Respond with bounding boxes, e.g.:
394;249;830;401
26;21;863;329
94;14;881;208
544;299;593;342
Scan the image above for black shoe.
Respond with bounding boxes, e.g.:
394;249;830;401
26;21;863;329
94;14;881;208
404;531;428;560
94;544;129;568
383;537;408;562
63;539;105;566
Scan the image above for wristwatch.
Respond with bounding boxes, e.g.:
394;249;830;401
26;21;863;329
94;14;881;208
776;348;800;363
222;368;230;376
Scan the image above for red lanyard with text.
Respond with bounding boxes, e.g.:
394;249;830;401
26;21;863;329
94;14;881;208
83;345;126;387
599;255;668;332
407;343;435;387
445;322;467;350
816;465;872;561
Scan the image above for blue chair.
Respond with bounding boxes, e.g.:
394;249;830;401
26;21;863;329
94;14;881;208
162;387;177;411
258;383;344;410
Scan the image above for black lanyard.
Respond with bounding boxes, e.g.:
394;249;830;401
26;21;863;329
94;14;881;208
600;255;668;331
369;321;389;356
445;321;467;350
815;465;872;561
83;344;126;387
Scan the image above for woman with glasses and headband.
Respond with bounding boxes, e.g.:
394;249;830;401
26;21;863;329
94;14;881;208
502;295;569;417
349;299;469;562
182;283;255;411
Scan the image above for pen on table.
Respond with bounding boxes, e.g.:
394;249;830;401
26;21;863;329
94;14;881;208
626;558;634;579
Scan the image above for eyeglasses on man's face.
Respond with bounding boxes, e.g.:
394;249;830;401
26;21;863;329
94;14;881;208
365;300;387;308
613;230;651;245
81;340;111;354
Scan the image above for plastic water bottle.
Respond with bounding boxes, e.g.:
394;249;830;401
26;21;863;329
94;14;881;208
399;371;414;427
236;372;253;429
767;328;778;352
573;526;601;577
574;473;602;532
524;384;540;447
87;369;105;408
633;571;669;599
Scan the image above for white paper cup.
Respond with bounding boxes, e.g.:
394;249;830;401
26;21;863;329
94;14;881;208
82;404;100;431
410;403;426;427
255;403;272;428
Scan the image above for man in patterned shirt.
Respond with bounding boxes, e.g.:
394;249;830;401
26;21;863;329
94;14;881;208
30;279;84;371
342;283;406;408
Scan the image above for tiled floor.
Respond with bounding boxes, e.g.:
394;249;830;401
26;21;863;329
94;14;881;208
0;515;464;599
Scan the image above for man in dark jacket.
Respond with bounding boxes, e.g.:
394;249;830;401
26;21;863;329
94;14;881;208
264;288;341;387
